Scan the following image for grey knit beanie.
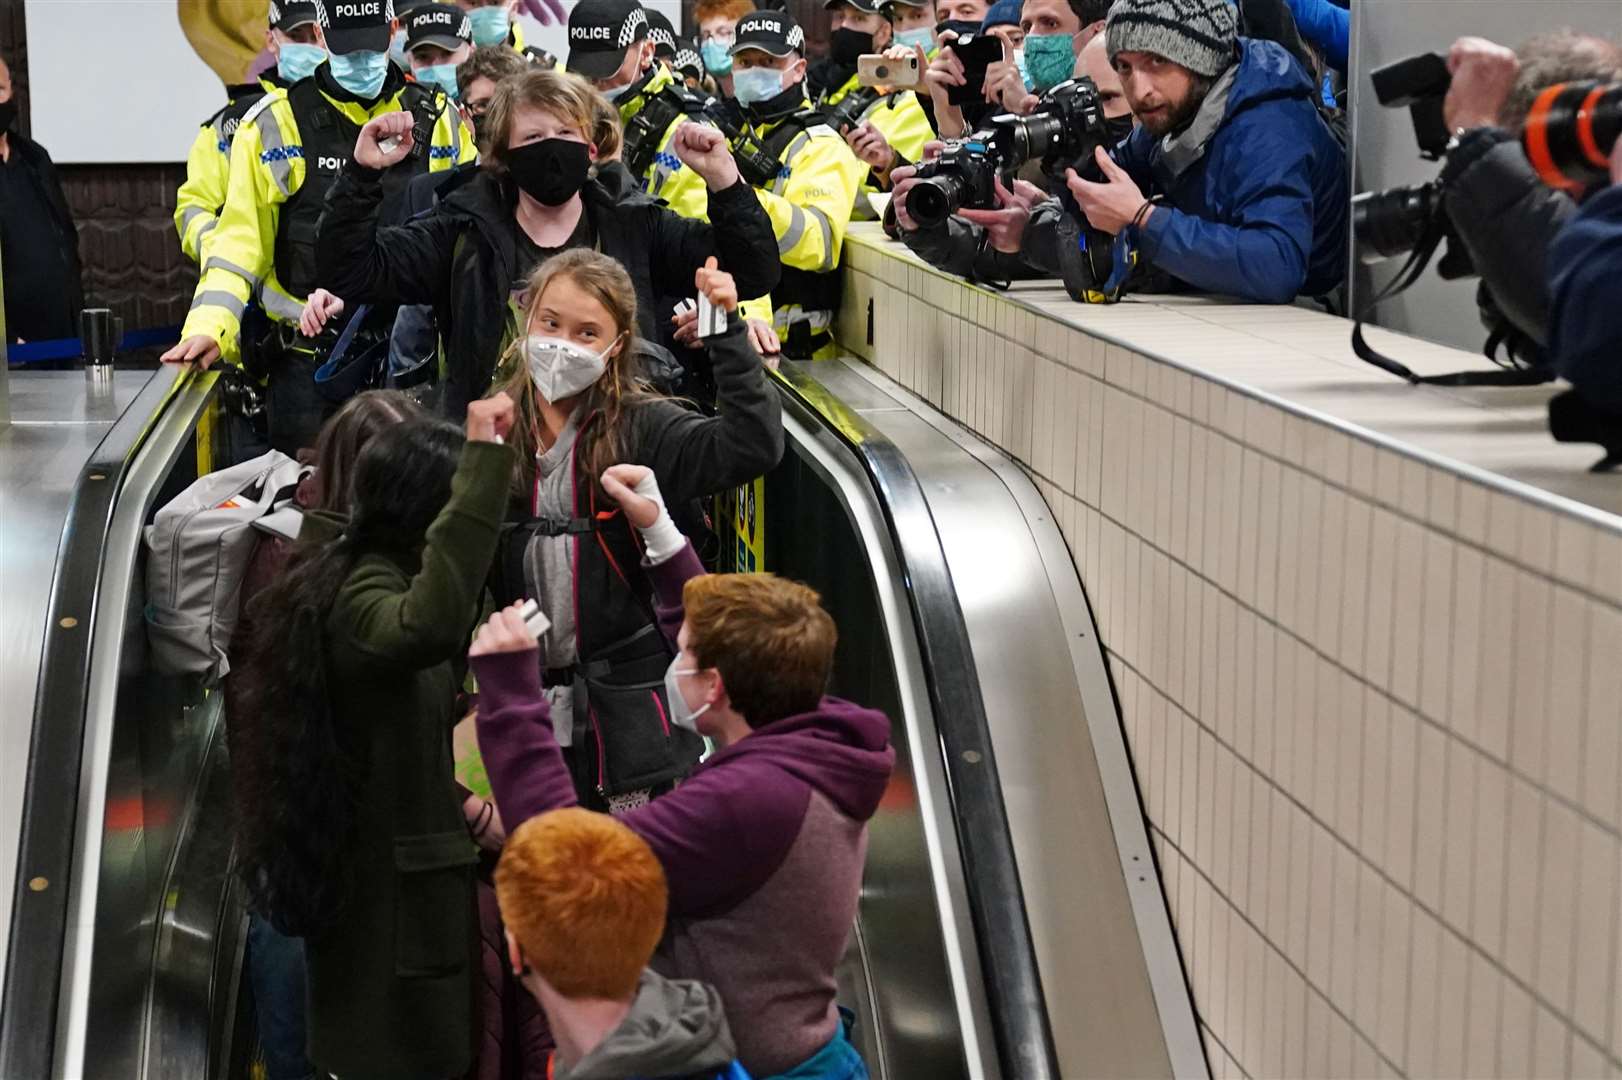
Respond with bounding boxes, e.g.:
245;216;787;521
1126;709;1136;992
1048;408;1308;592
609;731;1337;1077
1105;0;1238;77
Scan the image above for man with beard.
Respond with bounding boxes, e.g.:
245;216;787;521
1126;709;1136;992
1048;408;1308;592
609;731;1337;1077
966;0;1344;303
1045;0;1346;303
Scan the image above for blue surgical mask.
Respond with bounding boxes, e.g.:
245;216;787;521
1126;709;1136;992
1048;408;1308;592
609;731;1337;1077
468;6;511;47
701;39;732;75
388;28;409;66
416;62;460;99
1015;46;1032;90
329;49;391;98
732;65;783;105
1022;31;1074;92
600;80;632;102
278;42;327;83
894;26;935;52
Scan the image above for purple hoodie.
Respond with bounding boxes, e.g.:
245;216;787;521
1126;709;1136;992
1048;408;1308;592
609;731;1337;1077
473;564;896;1076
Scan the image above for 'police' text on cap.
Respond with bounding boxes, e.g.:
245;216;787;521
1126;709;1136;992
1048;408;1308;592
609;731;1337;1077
565;0;649;80
406;2;472;53
728;10;805;57
313;0;396;55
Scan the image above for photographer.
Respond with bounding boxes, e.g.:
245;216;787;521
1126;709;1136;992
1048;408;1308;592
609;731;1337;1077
1437;32;1622;354
1549;138;1622;442
1022;0;1346;304
892;35;1133;282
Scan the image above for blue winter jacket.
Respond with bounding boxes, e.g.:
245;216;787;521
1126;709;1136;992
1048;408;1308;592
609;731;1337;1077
1548;183;1622;414
1113;38;1348;304
1284;0;1349;72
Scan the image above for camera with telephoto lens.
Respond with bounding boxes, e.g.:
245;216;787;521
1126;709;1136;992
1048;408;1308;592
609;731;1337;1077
1523;81;1622;190
1352;53;1474;278
908;77;1109;228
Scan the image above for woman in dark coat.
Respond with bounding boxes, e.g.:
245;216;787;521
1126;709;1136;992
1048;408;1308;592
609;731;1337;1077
234;398;517;1079
314;66;781;416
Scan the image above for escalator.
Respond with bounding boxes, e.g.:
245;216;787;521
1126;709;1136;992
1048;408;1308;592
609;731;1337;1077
0;356;1204;1079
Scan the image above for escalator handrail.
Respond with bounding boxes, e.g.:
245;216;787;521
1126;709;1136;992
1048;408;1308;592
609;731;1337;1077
0;364;210;1079
771;366;1063;1080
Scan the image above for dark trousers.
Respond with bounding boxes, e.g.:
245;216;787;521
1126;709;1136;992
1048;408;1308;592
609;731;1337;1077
247;913;315;1080
266;343;335;456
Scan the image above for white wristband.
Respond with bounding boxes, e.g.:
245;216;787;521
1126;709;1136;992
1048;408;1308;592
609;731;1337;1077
632;471;685;565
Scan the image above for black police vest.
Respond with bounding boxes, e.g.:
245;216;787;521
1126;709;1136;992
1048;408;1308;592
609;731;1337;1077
622;87;697;185
274;77;437;299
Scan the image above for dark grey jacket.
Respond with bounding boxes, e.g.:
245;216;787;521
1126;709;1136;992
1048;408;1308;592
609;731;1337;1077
1442;129;1577;349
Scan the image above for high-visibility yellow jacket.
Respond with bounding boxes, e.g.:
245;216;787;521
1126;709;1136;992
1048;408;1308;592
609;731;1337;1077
822;70;934;218
618;66;710;222
180;66;474;366
174;76;283;264
737;103;866;340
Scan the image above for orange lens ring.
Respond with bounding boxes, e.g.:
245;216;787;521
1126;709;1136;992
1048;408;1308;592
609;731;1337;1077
1525;83;1583;193
1577;85;1609;168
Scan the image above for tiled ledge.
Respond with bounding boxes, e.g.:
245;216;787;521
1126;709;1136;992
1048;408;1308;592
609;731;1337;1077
836;224;1622;1080
837;223;1622;610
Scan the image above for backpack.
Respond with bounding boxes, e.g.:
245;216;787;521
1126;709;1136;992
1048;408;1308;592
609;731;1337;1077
144;450;308;685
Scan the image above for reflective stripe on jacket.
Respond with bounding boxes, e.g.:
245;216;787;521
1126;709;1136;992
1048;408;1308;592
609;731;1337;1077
744;113;865;276
174;78;278;264
179;69;475;365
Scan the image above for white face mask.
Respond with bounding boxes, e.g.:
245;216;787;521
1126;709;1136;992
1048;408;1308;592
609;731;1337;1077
664;659;711;732
524;333;619;403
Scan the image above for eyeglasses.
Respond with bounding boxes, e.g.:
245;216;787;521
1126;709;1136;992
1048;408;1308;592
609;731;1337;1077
699;27;736;44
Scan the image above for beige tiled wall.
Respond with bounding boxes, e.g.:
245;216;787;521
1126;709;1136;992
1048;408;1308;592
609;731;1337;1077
836;231;1622;1079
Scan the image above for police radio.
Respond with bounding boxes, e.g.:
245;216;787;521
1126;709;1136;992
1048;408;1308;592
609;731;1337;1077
379;84;444;162
731;131;783;188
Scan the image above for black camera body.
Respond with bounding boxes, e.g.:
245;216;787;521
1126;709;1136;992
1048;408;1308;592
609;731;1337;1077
908;134;1001;227
907;78;1109;228
1370;52;1453;159
988;77;1110;173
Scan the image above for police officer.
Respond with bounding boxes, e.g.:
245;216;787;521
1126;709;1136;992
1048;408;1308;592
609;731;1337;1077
645;8;680;69
162;0;476;455
175;1;327;264
402;1;474;100
455;0;566;59
727;10;866;358
565;0;712;221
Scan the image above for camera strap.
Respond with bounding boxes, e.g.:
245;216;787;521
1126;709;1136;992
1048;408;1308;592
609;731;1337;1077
1350;221;1554;387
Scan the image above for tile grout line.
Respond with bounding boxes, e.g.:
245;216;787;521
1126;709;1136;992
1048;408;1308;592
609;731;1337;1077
1113;647;1622;1069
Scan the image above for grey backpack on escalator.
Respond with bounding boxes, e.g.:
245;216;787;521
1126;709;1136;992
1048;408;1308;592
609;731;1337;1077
144;450;308;685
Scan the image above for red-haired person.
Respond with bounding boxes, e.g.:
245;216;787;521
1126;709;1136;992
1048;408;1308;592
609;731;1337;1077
495;808;748;1079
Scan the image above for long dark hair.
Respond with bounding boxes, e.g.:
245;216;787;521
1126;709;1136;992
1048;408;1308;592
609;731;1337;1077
307;390;426;512
234;418;465;935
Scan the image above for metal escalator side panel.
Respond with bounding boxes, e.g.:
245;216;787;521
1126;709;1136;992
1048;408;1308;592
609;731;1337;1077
773;368;1063;1079
827;356;1208;1079
0;364;194;1080
52;370;219;1079
775;408;997;1079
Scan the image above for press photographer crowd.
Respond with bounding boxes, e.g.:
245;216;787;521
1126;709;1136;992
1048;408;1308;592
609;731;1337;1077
1;0;1620;1076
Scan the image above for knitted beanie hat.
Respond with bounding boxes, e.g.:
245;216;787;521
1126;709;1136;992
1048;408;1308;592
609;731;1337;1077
1105;0;1238;77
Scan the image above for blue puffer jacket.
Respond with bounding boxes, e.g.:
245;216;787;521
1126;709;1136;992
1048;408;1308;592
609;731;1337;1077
1114;37;1348;304
1548;183;1622;414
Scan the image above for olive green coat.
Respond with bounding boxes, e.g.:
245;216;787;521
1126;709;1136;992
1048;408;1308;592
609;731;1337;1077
304;440;513;1080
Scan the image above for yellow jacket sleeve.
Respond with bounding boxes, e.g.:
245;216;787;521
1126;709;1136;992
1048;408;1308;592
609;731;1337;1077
180;98;299;366
175;123;230;264
431;102;478;168
866;91;933;170
648;119;712;222
755;126;867;273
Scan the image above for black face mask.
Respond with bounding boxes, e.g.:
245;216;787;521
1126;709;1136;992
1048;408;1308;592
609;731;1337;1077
1104;113;1136;146
937;18;981;39
506;137;592;206
0;98;15;134
829;27;874;65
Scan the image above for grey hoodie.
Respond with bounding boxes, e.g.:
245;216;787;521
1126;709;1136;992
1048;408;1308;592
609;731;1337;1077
559;970;739;1080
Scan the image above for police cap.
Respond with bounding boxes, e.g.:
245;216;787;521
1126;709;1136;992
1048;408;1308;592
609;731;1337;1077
406;2;472;53
566;0;649;79
313;0;396;56
645;9;678;58
269;0;321;32
728;10;805;58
